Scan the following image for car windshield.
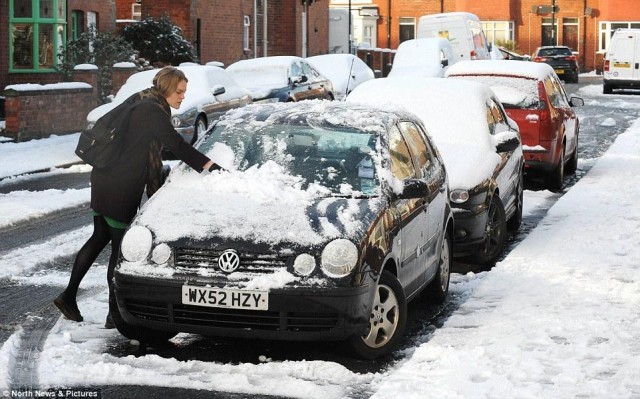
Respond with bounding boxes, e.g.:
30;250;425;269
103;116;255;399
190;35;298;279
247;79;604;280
538;47;572;57
201;123;380;196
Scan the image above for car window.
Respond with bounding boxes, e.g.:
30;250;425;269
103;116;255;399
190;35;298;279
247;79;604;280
538;47;572;57
543;77;565;108
290;62;302;78
301;62;319;80
398;121;433;177
550;76;570;107
489;99;508;130
486;105;497;135
389;126;416;180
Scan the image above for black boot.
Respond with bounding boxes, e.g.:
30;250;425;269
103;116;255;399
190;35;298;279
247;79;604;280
53;292;83;322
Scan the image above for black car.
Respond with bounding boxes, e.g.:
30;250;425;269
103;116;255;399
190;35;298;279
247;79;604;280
532;46;580;83
226;56;335;103
111;101;454;359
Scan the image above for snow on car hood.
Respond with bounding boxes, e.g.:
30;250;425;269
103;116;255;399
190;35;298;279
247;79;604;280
134;161;382;248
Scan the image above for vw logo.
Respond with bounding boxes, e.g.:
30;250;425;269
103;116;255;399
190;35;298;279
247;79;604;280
218;249;240;273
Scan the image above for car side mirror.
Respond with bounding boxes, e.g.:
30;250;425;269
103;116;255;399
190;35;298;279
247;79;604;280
396;179;430;200
570;96;584;107
212;85;226;96
493;130;521;153
291;75;308;85
441;59;449;68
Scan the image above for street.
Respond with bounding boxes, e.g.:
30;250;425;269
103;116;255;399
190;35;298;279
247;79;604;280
1;75;639;398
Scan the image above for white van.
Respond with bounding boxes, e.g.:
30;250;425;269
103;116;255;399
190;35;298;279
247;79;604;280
603;29;640;94
417;12;491;61
388;38;456;78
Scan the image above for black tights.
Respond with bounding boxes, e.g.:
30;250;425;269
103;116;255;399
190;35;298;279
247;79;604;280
63;215;125;300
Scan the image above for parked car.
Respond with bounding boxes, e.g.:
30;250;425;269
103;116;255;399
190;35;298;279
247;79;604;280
417;12;492;61
306;54;374;100
531;46;580;83
348;78;523;265
87;65;251;145
111;101;454;359
226;56;335;103
388;38;456;78
603;28;640;94
498;46;531;61
446;60;584;190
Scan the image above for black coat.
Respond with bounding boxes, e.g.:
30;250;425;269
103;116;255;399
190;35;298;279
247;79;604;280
90;94;210;224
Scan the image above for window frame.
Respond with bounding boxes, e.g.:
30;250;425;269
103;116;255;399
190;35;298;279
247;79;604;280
9;0;66;73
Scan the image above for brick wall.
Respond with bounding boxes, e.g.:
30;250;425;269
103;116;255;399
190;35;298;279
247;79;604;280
3;85;94;142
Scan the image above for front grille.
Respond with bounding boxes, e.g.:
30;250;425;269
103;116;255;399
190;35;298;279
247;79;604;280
126;298;339;332
174;247;289;273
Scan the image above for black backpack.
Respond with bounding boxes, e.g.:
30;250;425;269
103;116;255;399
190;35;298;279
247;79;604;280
75;92;142;170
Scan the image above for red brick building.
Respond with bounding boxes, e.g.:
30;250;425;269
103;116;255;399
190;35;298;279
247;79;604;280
1;0;328;92
331;0;640;72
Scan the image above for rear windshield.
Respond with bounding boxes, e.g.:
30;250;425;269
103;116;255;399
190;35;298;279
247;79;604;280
537;47;572;57
449;75;541;109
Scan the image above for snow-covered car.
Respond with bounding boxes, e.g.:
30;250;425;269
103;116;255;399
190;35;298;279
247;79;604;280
348;78;524;266
446;60;583;190
226;56;335;103
306;53;375;100
388;38;456;78
87;65;252;145
110;101;453;359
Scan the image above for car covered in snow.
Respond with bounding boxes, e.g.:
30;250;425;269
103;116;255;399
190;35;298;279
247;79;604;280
388;38;456;78
226;56;335;103
87;65;251;145
446;60;583;190
110;101;454;359
348;78;524;266
306;53;375;100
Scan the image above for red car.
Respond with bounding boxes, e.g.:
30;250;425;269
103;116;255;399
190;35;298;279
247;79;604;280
446;60;584;189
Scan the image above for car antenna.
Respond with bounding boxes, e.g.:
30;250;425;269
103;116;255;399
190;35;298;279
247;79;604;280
344;56;356;100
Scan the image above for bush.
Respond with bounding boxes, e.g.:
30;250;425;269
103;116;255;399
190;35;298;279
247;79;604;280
121;15;197;66
57;24;136;103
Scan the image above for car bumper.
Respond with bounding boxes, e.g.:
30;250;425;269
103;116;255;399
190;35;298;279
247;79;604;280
451;205;488;256
113;272;373;341
604;78;640;90
523;142;560;173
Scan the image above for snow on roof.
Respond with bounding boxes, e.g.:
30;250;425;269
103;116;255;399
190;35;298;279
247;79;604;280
347;77;502;190
226;57;301;97
4;82;92;91
445;59;554;81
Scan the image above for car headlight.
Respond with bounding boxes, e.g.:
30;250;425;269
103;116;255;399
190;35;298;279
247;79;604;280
293;253;316;276
450;189;470;204
171;115;182;128
121;226;153;262
321;239;358;278
151;243;172;265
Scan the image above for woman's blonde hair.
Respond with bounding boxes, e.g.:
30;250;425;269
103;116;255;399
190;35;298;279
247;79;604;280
153;66;188;98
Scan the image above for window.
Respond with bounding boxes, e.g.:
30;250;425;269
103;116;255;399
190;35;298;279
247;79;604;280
541;18;558;47
132;3;141;21
10;0;66;72
599;21;640;51
399;17;415;43
243;15;250;51
398;122;432;177
70;10;83;40
481;21;514;44
389;126;416;180
562;18;579;52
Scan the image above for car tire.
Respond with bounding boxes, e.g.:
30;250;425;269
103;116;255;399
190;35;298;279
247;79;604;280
425;232;452;304
193;115;207;145
348;270;407;359
470;195;507;266
507;171;524;232
547;146;565;191
108;286;175;344
603;83;613;94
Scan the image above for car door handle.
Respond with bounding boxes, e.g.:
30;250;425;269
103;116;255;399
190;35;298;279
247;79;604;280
636;63;639;69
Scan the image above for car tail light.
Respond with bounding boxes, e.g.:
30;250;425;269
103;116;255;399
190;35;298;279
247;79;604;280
470;50;477;60
538;83;550;122
565;55;577;61
534;56;546;62
604;59;610;72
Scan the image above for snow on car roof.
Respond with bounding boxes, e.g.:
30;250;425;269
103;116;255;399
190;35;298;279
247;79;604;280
86;65;248;122
347;77;503;190
306;54;374;99
445;59;554;81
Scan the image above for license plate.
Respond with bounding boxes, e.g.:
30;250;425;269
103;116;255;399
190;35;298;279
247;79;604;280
613;62;630;68
555;69;564;74
182;285;268;310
